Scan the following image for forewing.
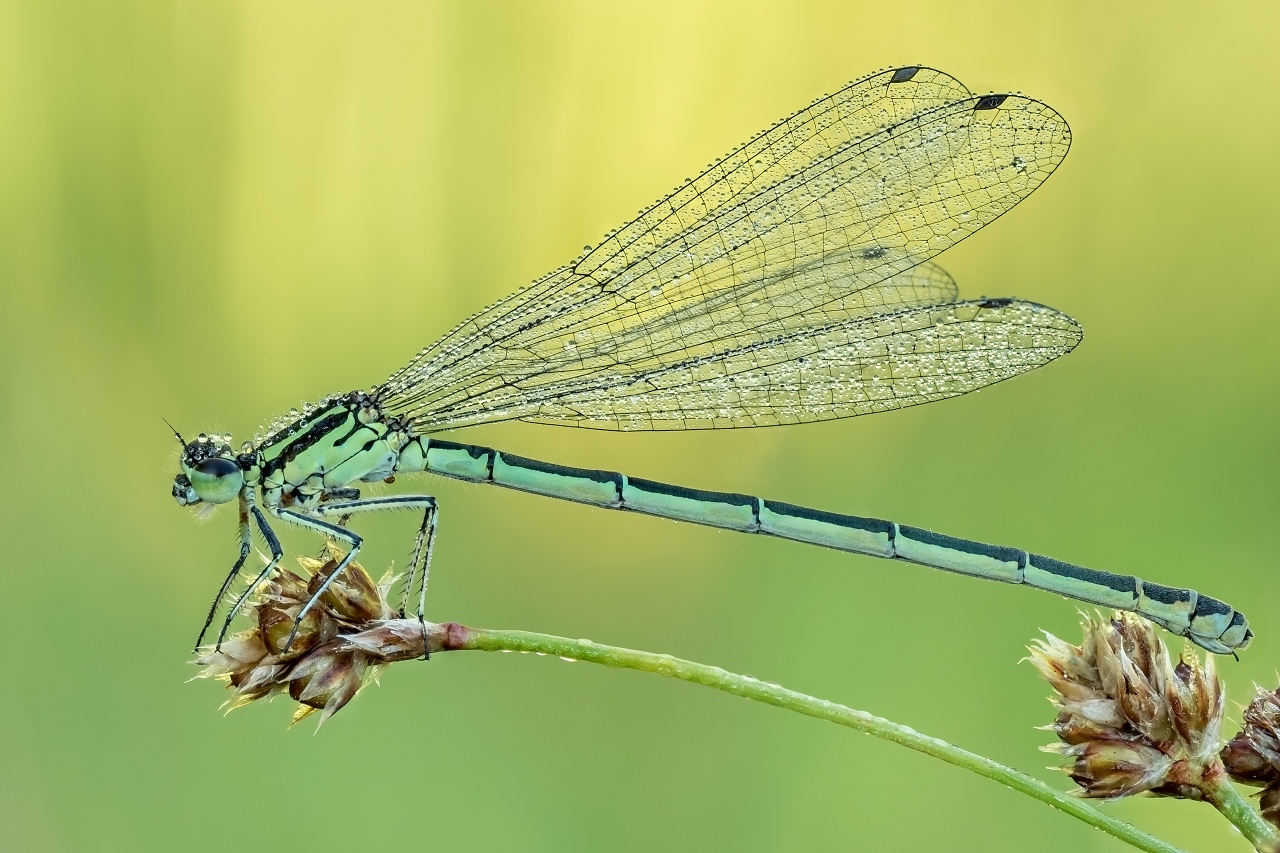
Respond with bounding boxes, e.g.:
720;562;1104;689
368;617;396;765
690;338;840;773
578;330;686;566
377;66;1071;431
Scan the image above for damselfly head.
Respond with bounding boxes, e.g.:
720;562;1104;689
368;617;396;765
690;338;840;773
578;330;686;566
174;433;243;506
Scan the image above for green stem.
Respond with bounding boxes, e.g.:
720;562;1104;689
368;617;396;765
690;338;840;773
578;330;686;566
424;623;1184;853
1202;764;1280;853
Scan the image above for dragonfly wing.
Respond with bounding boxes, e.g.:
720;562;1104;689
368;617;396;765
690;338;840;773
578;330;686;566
518;298;1080;429
377;66;1071;431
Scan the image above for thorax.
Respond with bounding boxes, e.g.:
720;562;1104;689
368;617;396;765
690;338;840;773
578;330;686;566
252;391;410;510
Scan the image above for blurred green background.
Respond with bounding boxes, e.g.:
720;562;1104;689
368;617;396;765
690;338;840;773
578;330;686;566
2;1;1278;850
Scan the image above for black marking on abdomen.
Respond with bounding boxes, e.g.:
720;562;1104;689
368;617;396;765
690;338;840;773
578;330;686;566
1140;582;1194;605
498;452;624;491
763;500;894;536
1030;553;1137;594
898;525;1025;566
627;477;755;508
428;439;493;460
428;438;497;479
1192;595;1232;620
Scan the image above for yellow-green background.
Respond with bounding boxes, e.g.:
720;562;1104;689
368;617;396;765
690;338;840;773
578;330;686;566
2;2;1277;850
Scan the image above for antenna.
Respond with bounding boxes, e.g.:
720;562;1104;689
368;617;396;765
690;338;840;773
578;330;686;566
162;417;187;448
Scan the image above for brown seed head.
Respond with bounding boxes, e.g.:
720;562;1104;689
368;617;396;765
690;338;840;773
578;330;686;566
1029;612;1225;800
193;546;420;728
1066;740;1174;799
287;641;370;725
1222;687;1280;787
1260;785;1280;827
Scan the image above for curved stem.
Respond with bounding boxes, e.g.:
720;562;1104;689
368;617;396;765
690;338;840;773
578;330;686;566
411;623;1185;853
1202;764;1280;853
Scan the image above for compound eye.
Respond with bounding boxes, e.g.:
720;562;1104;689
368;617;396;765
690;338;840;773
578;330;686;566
195;457;239;479
189;456;243;504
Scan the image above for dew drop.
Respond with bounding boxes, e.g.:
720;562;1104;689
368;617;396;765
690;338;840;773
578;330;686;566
241;441;253;453
649;284;662;297
197;433;208;443
289;407;300;416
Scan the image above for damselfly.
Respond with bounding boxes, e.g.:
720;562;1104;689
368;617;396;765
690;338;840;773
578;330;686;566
171;66;1251;655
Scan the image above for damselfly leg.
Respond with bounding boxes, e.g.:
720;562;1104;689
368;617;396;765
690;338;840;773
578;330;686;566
196;489;439;654
278;495;439;653
215;505;284;650
192;493;253;652
400;500;438;659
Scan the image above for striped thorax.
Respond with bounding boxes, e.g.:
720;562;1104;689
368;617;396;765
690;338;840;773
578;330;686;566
253;392;408;512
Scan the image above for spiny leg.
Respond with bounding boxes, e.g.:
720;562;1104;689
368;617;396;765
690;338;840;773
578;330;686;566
308;495;438;656
393;502;437;617
387;501;437;659
414;506;438;659
193;493;253;651
214;506;283;651
275;509;360;654
326;488;361;501
324;487;360;529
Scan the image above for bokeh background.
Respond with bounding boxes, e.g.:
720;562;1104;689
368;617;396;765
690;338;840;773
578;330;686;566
2;1;1278;850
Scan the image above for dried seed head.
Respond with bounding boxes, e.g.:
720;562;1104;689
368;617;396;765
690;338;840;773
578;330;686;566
1029;612;1226;800
1064;740;1174;800
287;641;369;725
311;558;389;623
1222;687;1280;786
259;601;331;660
1260;785;1280;827
1221;685;1280;830
193;546;421;728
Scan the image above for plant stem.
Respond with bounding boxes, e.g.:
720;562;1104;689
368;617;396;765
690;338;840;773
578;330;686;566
1202;764;1280;853
416;622;1185;853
